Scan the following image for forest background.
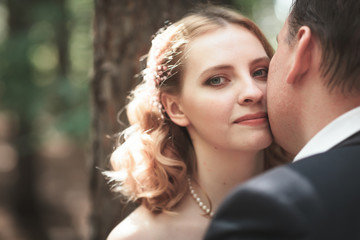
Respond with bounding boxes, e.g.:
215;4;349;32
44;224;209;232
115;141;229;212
0;0;291;239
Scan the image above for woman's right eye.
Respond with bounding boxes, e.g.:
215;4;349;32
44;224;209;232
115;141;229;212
205;76;227;86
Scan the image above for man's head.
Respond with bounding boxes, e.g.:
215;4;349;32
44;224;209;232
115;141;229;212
288;0;360;93
267;0;360;155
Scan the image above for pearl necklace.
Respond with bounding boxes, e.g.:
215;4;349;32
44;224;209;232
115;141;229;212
187;177;214;217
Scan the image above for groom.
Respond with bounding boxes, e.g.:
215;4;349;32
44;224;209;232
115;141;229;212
204;0;360;239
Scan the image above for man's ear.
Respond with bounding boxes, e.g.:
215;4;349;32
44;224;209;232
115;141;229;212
161;93;190;127
287;26;312;84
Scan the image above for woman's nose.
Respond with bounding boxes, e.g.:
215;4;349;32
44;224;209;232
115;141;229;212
237;80;264;105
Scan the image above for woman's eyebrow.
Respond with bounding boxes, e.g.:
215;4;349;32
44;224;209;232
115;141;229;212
198;56;269;79
199;65;234;79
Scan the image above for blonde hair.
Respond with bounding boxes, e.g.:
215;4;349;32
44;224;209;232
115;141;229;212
106;5;285;214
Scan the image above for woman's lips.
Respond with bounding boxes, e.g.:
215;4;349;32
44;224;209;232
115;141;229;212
234;112;268;126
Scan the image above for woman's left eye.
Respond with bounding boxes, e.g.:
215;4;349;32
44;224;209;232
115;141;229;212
253;68;268;78
205;76;227;86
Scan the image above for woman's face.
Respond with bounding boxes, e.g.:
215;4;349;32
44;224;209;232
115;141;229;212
178;23;272;153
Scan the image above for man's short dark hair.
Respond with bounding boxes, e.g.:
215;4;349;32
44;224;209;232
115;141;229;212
288;0;360;93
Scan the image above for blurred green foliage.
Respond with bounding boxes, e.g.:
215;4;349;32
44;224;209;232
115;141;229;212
0;0;92;148
232;0;271;18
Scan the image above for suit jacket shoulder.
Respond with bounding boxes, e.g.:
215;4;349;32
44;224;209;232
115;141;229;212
204;146;360;240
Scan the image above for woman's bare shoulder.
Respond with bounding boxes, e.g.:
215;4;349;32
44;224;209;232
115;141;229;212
106;205;158;240
107;201;210;240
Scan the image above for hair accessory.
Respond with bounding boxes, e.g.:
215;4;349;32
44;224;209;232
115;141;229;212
143;23;186;87
150;96;165;120
187;177;213;217
155;65;171;86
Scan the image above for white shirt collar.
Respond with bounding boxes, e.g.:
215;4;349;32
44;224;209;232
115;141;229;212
293;106;360;162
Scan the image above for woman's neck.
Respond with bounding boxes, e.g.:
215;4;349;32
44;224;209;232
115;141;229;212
194;148;265;213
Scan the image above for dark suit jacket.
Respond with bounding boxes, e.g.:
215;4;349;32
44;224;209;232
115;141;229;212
204;132;360;240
